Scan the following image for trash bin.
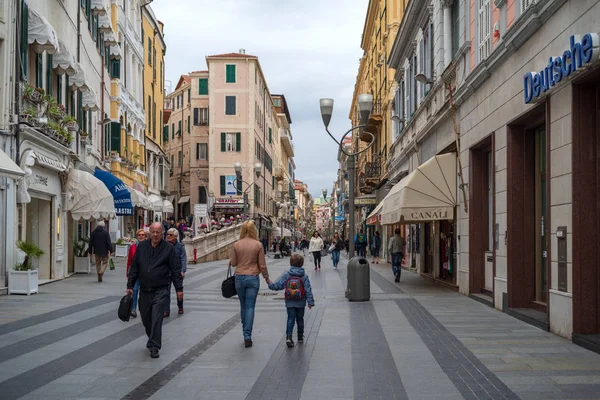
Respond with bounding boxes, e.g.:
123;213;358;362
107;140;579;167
345;256;370;302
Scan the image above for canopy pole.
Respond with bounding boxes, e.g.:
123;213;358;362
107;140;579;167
447;84;468;214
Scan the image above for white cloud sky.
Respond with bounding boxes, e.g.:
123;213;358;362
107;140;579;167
151;0;368;198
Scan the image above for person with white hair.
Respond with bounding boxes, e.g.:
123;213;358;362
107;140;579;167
165;227;186;315
89;220;113;282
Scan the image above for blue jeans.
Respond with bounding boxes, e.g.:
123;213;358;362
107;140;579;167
391;252;404;278
131;280;140;310
286;307;305;337
331;250;340;267
235;275;260;340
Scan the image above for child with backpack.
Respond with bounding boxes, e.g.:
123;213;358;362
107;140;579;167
268;254;315;348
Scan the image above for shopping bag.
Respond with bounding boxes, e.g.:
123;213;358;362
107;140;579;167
221;264;237;298
117;293;132;322
308;252;313;262
109;258;115;271
328;244;336;252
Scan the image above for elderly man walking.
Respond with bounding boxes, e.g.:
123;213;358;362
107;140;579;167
127;222;183;359
166;228;187;316
89;221;112;282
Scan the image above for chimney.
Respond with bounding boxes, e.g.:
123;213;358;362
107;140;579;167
239;48;246;54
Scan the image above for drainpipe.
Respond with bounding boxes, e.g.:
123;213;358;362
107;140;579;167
14;0;23;162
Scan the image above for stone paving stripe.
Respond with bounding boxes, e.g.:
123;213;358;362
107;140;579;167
244;300;327;400
396;298;521;400
370;267;405;294
350;301;409;400
0;310;182;399
0;296;119;336
120;313;240;400
0;310;116;363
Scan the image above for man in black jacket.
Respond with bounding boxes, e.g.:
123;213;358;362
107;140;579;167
89;221;113;282
127;222;183;359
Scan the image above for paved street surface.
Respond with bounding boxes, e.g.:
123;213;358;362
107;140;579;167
1;253;600;400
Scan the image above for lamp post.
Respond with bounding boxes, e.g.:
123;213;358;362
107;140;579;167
322;188;328;239
319;94;375;258
234;162;262;219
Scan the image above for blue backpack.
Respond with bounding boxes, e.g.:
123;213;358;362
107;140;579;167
284;276;305;300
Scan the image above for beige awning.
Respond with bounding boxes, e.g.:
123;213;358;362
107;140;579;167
91;0;107;16
162;199;174;213
272;226;292;237
69;62;88;92
103;31;117;47
127;186;151;209
66;169;116;221
366;201;384;225
81;87;98;111
178;196;190;204
52;39;77;76
0;149;25;180
97;13;113;33
28;7;59;54
380;153;457;225
148;194;163;212
109;44;122;60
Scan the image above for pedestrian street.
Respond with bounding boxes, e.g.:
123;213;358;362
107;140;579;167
1;254;600;400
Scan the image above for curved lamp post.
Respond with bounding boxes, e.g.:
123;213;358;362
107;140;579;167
233;162;262;218
319;94;375;257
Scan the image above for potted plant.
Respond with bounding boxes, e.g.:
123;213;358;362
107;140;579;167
46;121;61;139
114;238;129;257
20;105;38;124
73;237;90;274
47;102;66;120
9;241;44;295
24;85;44;104
63;115;79;131
110;151;120;161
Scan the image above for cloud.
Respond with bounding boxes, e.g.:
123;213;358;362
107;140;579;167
152;0;367;198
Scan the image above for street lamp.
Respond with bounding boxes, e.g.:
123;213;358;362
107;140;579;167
319;94;375;258
233;162;262;218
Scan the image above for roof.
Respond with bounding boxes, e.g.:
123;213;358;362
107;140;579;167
206;52;257;59
190;70;208;74
174;75;190;91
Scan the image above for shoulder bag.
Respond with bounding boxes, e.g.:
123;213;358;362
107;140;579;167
221;264;237;298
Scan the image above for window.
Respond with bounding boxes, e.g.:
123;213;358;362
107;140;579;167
153;48;156;79
178;150;182;166
194;108;209;126
160;62;163;93
521;0;537;13
153;102;156;138
221;132;241;152
187;89;190;103
478;0;491;61
147;38;152;64
57;75;62;104
20;0;29;79
196;143;207;160
226;64;236;83
268;127;272;144
110;59;121;79
171;123;174;139
35;53;43;88
163;125;169;142
254;185;260;207
187;116;190;132
178;120;182;135
225;96;236;115
171;155;174;170
199;78;208;95
92;15;98;41
273;98;281;107
198;186;207;204
451;0;460;57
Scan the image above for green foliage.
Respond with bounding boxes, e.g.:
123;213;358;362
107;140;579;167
116;238;127;245
15;240;44;271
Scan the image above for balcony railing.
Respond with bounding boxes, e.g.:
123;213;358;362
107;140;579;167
358;153;383;194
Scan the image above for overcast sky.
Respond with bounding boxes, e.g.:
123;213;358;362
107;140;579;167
151;0;368;199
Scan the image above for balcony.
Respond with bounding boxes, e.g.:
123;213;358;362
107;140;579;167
280;129;294;157
362;100;382;142
117;7;143;62
119;83;146;125
273;166;284;181
358;154;383;195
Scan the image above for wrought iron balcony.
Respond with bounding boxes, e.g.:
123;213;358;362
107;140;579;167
358;153;383;195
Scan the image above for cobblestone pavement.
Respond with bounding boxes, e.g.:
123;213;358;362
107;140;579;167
1;252;600;400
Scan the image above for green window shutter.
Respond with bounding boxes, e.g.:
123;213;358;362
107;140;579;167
272;176;274;189
110;59;121;79
171;123;174;139
35;53;43;88
226;65;236;83
20;0;29;79
199;78;208;95
46;54;52;95
56;75;62;104
220;132;226;152
163;125;168;142
110;122;121;153
235;132;241;152
178;120;181;135
268;127;272;143
220;176;226;196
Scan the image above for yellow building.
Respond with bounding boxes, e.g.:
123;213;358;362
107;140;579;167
349;0;407;195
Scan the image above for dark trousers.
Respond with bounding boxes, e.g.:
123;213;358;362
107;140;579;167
312;251;322;267
286;307;305;337
139;287;168;350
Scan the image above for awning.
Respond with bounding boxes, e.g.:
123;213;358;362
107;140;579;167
93;169;134;216
28;7;59;54
127;186;151;209
91;0;107;15
97;13;113;33
66;169;116;220
0;149;25;180
272;226;292;237
178;196;190;204
81;87;98;111
162;199;174;213
148;194;163;212
380;153;457;225
103;31;117;47
69;62;88;92
109;44;122;60
52;40;77;76
366;201;384;225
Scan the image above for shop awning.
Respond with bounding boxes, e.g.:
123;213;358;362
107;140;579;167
162;199;174;213
148;194;163;212
127;186;151;209
0;149;25;180
272;226;292;237
366;201;384;225
178;196;190;204
66;169;116;220
380;153;457;225
93;169;134;216
81;87;98;111
28;7;59;54
52;39;77;76
69;62;88;91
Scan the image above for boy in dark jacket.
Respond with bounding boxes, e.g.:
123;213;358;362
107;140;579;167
268;254;315;348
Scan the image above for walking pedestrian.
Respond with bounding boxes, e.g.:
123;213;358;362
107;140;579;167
268;254;315;347
166;228;187;316
230;221;270;348
309;231;324;270
354;229;367;257
371;231;381;264
89;221;113;283
126;229;148;318
331;233;344;270
126;222;183;359
388;228;407;282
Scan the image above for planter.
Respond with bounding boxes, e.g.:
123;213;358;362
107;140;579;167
115;244;129;257
66;122;79;131
8;269;39;295
74;256;90;274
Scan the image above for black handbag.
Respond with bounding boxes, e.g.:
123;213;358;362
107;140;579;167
221;264;237;298
118;293;133;322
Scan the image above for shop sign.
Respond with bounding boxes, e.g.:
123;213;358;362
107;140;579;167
524;33;599;103
366;215;378;225
409;210;450;220
34;152;67;171
216;198;243;204
354;197;378;206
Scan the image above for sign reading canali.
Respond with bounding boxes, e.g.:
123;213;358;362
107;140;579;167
524;33;599;104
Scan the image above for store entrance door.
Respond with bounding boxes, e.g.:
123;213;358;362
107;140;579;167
26;195;53;280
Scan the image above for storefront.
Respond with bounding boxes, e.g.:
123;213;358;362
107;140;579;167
214;198;245;219
93;169;133;241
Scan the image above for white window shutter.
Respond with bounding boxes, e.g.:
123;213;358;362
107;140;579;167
478;0;491;61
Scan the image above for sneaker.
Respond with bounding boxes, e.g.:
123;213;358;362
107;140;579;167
314;267;317;270
297;336;304;343
149;348;159;358
244;339;253;348
130;310;137;318
318;264;321;269
286;336;295;348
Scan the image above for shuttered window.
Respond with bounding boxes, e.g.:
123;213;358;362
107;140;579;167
199;78;208;95
226;64;236;83
221;132;240;152
220;176;226;196
110;122;121;153
478;0;491;61
163;125;169;143
20;0;29;79
196;143;207;160
225;96;236;115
